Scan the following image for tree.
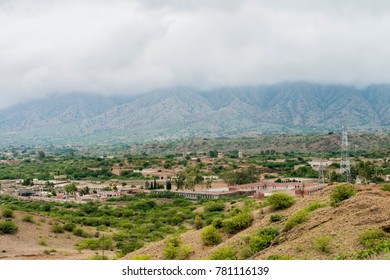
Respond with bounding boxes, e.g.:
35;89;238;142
22;178;33;186
38;151;46;160
166;180;172;191
209;150;218;158
64;183;77;195
173;174;186;190
205;177;213;190
80;186;90;195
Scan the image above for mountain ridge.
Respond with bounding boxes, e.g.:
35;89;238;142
1;82;390;146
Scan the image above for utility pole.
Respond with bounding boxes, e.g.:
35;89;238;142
340;125;351;182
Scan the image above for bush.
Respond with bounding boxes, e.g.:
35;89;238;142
22;214;34;223
201;225;222;246
2;208;14;218
75;236;114;251
248;227;279;254
306;201;327;212
63;223;76;232
284;210;309;231
73;227;90;238
222;212;253;234
87;254;109;260
212;217;224;229
162;236;192;260
330;185;356;206
194;215;203;230
204;202;225;212
208;246;236;260
358;228;386;248
269;214;282;222
381;184;390;192
131;254;151;260
313;235;332;253
0;221;18;234
38;237;48;246
267;193;295;210
51;224;65;234
267;254;293;260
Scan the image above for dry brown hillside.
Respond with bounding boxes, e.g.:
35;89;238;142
0;212;114;260
125;185;390;260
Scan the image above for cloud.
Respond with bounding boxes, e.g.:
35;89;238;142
1;0;390;108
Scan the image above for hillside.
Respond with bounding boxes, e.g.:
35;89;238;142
124;185;390;260
1;184;389;260
1;83;390;146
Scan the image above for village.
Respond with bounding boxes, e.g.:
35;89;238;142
1;149;389;203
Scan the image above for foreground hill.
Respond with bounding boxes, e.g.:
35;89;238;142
124;185;390;260
1;83;390;146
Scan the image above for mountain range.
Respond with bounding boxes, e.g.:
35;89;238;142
1;82;390;146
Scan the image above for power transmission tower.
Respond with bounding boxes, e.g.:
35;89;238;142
340;125;351;182
318;161;325;185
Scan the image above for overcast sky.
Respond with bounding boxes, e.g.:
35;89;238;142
1;0;390;108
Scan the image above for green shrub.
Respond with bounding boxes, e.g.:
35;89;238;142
51;224;65;234
212;217;224;229
22;214;34;223
306;201;327;212
208;246;236;260
38;237;48;246
267;254;293;260
194;215;203;230
381;184;390;192
2;208;14;218
73;227;90;238
131;254;151;260
248;227;279;253
284;210;309;231
0;221;18;234
313;235;332;253
75;236;114;251
87;254;109;260
176;245;192;260
201;225;222;246
63;223;76;232
162;236;192;260
116;240;144;257
358;228;387;248
270;214;282;222
43;249;56;255
330;185;357;206
204;202;225;212
222;211;253;234
267;193;295;210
